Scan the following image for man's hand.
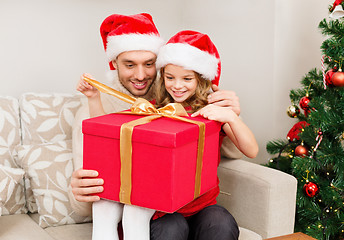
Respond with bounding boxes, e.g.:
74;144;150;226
70;168;104;202
76;73;100;99
207;84;240;116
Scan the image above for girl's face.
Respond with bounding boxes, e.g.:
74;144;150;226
163;64;198;103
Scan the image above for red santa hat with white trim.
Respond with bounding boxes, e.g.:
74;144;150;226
156;30;221;86
100;13;164;70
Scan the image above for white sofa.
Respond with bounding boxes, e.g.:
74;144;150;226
0;93;297;240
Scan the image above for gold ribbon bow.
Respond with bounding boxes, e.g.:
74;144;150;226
83;77;205;205
131;98;189;117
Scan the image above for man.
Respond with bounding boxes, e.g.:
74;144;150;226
69;13;241;240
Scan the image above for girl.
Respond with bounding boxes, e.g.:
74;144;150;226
155;30;258;158
151;30;259;240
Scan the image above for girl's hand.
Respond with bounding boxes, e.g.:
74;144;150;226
193;104;259;158
191;104;236;123
76;73;99;98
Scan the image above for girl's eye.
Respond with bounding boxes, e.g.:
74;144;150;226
165;76;173;80
184;78;192;81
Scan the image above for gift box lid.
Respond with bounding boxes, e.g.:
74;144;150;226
82;112;222;148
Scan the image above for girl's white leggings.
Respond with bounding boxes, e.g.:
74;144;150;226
92;200;155;240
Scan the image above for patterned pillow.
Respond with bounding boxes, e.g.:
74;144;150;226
23;174;38;213
19;93;83;213
0;165;27;215
16;140;91;228
0;96;26;216
0;96;21;168
20;93;82;145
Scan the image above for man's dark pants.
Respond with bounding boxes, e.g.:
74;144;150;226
150;205;239;240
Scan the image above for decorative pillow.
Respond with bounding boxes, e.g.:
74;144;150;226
0;96;21;168
16;140;91;228
23;175;39;213
20;93;82;145
0;165;27;215
19;93;83;213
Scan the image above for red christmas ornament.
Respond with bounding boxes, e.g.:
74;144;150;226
325;69;336;86
331;71;344;87
286;121;310;141
299;96;311;110
303;182;319;197
295;145;308;157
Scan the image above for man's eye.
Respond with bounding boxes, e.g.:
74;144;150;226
126;64;134;68
146;62;154;67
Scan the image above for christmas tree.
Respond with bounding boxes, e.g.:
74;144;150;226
266;2;344;239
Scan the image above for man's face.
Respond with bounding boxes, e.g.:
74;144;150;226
112;50;157;97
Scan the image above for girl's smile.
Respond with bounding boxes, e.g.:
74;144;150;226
171;90;187;97
163;64;198;103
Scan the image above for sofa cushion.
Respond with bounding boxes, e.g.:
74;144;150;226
41;220;262;240
239;227;263;240
20;93;82;145
29;212;92;240
45;221;93;240
0;165;26;215
0;214;54;240
16;140;91;228
0;96;21;168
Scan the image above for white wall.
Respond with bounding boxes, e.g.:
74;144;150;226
0;0;184;96
272;0;330;162
0;0;333;164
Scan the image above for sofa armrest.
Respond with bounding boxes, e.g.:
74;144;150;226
217;159;297;239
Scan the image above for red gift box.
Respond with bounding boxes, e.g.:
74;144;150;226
82;112;221;213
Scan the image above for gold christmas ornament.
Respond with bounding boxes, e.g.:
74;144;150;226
287;105;300;118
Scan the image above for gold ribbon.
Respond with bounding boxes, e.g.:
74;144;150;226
83;77;205;205
83;76;136;104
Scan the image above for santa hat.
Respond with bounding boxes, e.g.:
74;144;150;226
100;13;164;70
156;30;221;86
331;0;344;11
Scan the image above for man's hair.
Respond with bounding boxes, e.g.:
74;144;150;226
154;67;212;113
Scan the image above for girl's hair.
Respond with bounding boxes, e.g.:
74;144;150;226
154;67;212;113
